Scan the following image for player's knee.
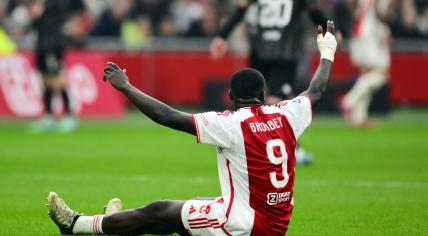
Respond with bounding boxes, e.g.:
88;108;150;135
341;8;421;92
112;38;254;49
140;200;175;221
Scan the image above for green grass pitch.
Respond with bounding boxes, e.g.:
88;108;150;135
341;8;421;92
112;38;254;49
0;110;427;235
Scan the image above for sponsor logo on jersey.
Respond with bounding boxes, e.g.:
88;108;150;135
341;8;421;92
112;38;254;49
292;98;301;104
267;192;291;205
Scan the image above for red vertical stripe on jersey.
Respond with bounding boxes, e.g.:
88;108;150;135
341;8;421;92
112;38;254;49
192;114;201;143
225;159;234;218
220;159;234;236
240;107;296;235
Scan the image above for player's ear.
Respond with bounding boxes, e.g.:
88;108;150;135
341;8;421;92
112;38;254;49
229;89;234;101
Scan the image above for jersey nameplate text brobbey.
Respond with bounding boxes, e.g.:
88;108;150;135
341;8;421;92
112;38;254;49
248;116;284;133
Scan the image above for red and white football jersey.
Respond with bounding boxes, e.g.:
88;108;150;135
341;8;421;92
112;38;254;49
192;96;312;235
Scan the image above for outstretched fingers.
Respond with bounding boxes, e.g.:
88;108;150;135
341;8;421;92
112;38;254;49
103;66;113;81
327;20;335;34
108;61;120;70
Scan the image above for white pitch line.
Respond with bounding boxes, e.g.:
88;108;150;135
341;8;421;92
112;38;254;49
298;179;428;189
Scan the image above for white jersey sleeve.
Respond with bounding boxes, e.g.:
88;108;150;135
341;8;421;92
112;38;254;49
276;96;312;138
192;111;234;148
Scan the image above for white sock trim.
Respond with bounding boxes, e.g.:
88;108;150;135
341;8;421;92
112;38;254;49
93;215;104;235
72;215;104;235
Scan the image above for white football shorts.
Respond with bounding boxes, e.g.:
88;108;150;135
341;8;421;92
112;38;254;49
181;197;232;236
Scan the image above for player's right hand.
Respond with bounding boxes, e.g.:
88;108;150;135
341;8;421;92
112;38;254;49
210;36;228;60
103;62;131;92
317;20;337;62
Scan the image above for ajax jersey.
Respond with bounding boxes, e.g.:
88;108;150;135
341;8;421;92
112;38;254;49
192;96;312;235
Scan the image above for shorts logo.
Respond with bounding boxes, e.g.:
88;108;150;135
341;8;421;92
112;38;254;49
189;205;196;214
267;192;291;205
199;205;211;214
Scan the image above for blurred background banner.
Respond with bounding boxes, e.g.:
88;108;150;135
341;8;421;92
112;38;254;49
1;49;427;117
0;53;41;116
0;51;124;117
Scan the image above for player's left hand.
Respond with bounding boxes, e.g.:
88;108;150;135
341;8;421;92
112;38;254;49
317;20;337;62
103;62;131;91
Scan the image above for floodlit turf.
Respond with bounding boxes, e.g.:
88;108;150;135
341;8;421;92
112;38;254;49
0;110;427;236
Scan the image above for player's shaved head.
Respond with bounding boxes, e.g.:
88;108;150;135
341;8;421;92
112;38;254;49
230;68;266;103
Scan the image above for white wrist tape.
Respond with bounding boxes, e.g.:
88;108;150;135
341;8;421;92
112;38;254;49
317;32;337;62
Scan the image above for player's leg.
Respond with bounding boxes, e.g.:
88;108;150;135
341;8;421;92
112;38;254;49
50;49;78;133
346;33;390;127
101;200;188;235
48;192;189;235
343;70;370;108
343;68;387;126
350;90;371;126
30;51;56;132
31;50;77;132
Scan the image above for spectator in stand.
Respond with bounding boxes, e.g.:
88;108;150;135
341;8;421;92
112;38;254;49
133;0;172;36
0;0;17;55
334;0;355;38
385;0;428;39
416;2;428;37
82;0;110;22
184;5;219;37
170;0;204;35
121;14;153;48
4;0;32;37
390;0;422;38
0;0;6;25
158;15;177;36
90;0;133;37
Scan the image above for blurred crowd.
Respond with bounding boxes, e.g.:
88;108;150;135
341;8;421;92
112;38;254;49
332;0;428;38
0;0;427;48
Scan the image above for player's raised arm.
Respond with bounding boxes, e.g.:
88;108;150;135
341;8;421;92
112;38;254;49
300;20;337;105
103;62;195;135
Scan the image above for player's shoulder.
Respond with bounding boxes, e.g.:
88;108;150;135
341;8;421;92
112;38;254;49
201;109;256;129
261;103;285;114
200;110;239;123
278;96;311;107
268;96;311;113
